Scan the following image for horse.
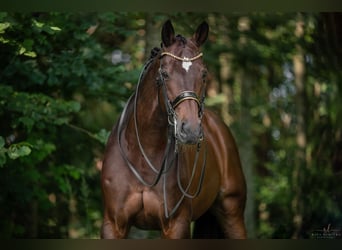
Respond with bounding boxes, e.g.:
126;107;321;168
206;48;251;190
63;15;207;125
101;20;247;239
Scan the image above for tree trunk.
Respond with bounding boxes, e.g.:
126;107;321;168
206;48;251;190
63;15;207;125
237;70;256;238
68;194;79;238
219;53;234;126
291;14;307;239
29;200;38;238
233;16;256;239
144;14;161;61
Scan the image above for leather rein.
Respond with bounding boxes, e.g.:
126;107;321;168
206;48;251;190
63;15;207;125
117;48;207;218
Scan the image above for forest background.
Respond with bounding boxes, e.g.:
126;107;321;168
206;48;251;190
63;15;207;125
0;12;341;239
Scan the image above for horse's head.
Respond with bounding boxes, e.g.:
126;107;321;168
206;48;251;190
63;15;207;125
158;20;209;145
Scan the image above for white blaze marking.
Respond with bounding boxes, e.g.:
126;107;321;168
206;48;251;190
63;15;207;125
182;58;192;72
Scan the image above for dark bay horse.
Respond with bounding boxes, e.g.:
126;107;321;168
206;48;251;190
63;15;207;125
101;20;247;239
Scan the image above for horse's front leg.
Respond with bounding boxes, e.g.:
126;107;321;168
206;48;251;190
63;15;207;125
161;219;191;239
101;211;130;239
216;193;247;239
160;207;192;239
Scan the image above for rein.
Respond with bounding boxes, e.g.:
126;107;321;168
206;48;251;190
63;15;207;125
117;49;207;218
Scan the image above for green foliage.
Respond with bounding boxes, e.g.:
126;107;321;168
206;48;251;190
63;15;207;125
0;136;32;165
0;12;140;238
1;85;81;131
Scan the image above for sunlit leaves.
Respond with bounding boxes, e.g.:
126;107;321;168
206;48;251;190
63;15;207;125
0;137;32;166
7;142;32;160
0;21;10;34
32;19;62;34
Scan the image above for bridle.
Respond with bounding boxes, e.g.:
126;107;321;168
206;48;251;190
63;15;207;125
117;48;207;218
158;51;205;144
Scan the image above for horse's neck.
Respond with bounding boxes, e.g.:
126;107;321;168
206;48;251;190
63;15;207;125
126;66;169;153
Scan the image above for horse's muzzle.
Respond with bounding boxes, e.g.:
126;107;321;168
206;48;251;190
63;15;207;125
176;119;203;145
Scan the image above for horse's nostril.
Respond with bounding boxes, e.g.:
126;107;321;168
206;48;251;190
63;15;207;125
181;122;186;132
180;121;191;135
177;120;202;144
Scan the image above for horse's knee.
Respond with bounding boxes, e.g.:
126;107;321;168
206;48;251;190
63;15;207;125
217;195;247;239
101;217;129;239
101;220;115;239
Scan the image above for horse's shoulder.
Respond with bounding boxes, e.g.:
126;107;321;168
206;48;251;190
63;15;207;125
203;109;230;136
203;109;239;155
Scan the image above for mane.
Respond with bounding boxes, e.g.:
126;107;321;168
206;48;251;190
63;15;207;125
149;47;161;60
175;34;187;46
148;34;188;60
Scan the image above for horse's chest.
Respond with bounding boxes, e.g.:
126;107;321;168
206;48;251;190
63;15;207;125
131;189;163;229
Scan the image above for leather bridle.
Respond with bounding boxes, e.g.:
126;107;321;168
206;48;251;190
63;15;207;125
117;48;207;218
157;51;205;143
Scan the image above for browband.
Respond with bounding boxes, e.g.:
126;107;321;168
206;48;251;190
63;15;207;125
160;52;203;62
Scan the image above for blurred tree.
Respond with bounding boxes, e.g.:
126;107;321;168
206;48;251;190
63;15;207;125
291;13;306;238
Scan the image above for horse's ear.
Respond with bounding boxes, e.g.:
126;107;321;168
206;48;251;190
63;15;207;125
161;20;175;47
193;21;209;47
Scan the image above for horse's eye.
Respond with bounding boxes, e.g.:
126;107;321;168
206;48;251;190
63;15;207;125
161;70;169;80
